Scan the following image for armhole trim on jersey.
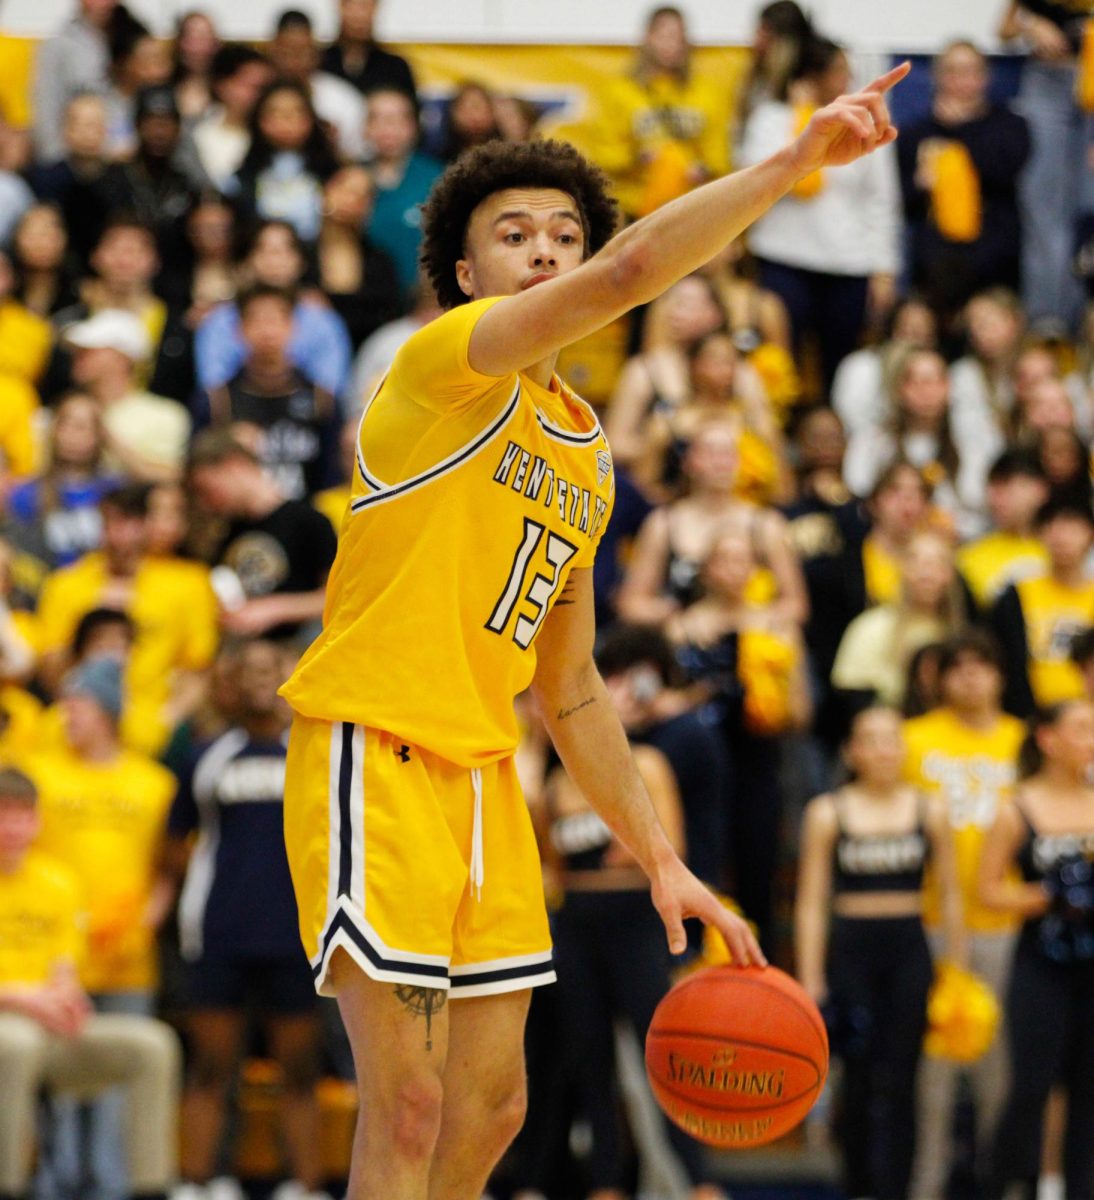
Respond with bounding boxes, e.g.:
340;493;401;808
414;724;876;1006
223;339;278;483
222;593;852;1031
354;369;391;491
350;380;521;514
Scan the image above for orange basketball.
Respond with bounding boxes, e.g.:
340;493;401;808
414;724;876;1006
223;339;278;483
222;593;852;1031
645;965;829;1148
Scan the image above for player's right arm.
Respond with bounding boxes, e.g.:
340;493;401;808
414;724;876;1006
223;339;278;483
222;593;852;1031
468;63;909;378
531;566;765;966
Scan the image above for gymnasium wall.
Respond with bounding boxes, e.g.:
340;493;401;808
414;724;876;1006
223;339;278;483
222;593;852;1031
1;0;1011;51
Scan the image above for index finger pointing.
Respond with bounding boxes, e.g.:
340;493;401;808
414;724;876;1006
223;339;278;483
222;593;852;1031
863;60;912;95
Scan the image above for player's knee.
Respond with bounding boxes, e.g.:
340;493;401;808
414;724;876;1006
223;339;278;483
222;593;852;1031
388;1072;444;1163
484;1071;528;1149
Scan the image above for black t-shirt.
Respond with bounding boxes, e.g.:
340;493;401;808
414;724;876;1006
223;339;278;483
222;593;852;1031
320;42;417;97
199;368;340;500
215;499;337;637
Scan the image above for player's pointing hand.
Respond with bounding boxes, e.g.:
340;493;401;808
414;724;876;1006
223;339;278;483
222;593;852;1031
787;60;911;177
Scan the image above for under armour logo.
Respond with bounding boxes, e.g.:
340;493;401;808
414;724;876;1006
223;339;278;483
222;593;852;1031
394;744;411;763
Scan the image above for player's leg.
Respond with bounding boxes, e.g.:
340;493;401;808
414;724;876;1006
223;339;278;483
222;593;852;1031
332;950;451;1200
429;754;555;1199
179;1007;247;1184
427;988;531;1200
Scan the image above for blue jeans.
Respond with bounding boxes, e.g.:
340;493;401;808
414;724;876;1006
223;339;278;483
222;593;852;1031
1015;60;1094;328
36;991;154;1200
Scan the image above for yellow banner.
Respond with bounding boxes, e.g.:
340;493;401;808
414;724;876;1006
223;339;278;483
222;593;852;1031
400;42;751;155
1;34;750;146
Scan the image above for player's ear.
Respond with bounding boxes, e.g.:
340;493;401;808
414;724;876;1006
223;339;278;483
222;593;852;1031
455;256;474;299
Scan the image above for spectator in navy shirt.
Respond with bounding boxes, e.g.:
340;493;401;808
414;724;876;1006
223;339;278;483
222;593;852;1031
162;638;325;1199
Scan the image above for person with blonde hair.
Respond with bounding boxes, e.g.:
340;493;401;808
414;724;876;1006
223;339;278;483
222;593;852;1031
832;526;968;709
618;414;807;626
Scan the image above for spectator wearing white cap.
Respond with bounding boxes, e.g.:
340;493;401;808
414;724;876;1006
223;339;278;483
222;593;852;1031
65;309;191;482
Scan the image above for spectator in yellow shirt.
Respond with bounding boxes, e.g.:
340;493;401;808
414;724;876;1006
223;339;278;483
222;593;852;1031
0;765;179;1200
991;497;1094;716
902;631;1024;1200
592;6;731;219
34;483;219;756
21;657;177;1200
23;657;176;999
0;247;52;386
957;448;1050;613
0;373;38;498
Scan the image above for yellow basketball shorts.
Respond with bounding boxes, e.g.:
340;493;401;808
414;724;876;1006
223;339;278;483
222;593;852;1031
283;714;555;999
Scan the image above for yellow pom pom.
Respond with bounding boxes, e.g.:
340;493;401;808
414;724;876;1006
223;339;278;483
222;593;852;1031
924;961;1001;1063
738;628;798;736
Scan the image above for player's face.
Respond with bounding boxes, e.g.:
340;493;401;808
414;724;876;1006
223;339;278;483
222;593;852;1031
457;187;586;302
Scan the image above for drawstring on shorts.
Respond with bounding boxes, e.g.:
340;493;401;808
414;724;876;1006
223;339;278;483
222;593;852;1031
470;768;485;900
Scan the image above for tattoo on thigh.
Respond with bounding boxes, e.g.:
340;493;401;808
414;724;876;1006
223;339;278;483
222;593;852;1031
393;984;447;1051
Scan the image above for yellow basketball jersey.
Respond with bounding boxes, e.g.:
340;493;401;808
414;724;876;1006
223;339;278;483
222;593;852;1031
280;298;616;767
1015;574;1094;706
903;708;1024;933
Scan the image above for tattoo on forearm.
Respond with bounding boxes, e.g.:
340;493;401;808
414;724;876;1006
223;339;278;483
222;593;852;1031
554;577;577;607
557;696;597;720
393;984;447;1051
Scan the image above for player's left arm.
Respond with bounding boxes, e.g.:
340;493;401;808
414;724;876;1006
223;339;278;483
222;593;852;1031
530;566;765;966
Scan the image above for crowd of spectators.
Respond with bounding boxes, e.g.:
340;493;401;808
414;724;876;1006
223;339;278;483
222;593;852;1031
1;0;1094;1198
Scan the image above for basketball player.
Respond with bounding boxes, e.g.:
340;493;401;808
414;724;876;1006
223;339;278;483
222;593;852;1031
278;61;909;1200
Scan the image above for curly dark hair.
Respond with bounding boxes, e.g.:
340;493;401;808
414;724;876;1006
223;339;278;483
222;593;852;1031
419;139;619;310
